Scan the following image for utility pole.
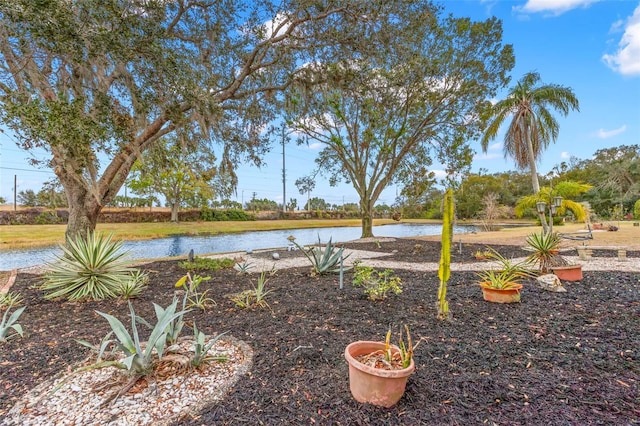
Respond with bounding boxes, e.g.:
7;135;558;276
282;126;286;214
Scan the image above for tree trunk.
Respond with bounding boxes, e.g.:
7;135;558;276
64;185;102;243
360;199;374;238
170;203;179;222
525;130;541;194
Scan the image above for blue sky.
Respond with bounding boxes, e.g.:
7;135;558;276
1;0;639;207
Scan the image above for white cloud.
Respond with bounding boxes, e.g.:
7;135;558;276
560;151;570;158
475;152;502;160
514;0;600;16
307;142;323;150
262;12;291;40
431;169;449;179
489;142;502;151
602;4;640;76
594;124;627;138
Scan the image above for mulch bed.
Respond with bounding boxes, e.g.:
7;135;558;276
1;239;638;425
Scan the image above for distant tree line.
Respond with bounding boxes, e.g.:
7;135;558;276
9;145;639;222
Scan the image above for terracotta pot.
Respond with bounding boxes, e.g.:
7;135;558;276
480;283;523;303
552;264;583;281
344;341;414;408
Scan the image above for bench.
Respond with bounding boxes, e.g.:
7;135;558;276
575;245;627;261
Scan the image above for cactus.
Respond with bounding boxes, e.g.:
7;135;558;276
437;188;454;320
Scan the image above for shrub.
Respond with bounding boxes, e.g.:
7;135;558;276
352;262;402;300
634;199;640;219
179;257;235;272
40;233;135;301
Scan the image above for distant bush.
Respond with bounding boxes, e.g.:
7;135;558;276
200;207;254;221
634;199;640;219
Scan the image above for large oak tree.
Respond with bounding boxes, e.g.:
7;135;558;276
0;0;411;241
287;6;514;237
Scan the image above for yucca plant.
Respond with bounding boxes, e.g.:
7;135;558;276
0;305;26;342
116;270;149;300
40;233;135;301
0;291;23;310
525;231;566;273
293;236;350;275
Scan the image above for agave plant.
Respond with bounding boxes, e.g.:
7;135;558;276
0;305;25;342
190;324;228;369
95;299;190;376
40;233;135;301
293;236;350;275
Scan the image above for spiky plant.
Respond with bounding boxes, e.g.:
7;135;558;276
40;233;135;301
293;236;350;275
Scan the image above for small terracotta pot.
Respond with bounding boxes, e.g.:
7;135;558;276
344;341;414;408
552;264;583;281
480;283;523;303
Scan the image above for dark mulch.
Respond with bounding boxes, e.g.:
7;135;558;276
1;239;638;425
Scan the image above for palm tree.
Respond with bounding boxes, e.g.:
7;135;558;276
515;181;592;234
481;72;579;194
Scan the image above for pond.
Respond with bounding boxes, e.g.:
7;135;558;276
0;222;478;270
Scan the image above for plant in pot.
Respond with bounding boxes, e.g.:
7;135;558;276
525;232;582;280
344;325;421;408
477;249;535;303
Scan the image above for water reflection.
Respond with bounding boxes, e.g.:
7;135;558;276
1;223;477;270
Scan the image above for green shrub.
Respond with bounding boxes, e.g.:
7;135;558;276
34;211;60;224
179;257;235;272
633;199;640;219
40;233;135;301
180;257;235;272
352;262;402;300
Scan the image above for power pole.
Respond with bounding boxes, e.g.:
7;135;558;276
282;126;286;214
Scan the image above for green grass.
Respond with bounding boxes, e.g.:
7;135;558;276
0;218;408;251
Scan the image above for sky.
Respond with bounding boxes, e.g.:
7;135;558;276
1;0;639;207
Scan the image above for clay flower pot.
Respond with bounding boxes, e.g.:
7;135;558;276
344;341;414;408
551;264;583;281
480;283;523;303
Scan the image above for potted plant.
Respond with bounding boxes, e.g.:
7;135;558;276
477;249;535;303
344;325;420;407
524;231;562;274
525;231;582;280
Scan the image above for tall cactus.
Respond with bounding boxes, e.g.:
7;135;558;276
437;188;454;320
